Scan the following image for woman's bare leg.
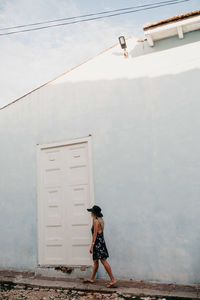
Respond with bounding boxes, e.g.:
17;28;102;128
100;259;117;285
90;260;99;281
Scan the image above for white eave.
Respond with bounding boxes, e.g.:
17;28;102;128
144;14;200;47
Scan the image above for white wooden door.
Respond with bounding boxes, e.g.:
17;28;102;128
37;137;94;266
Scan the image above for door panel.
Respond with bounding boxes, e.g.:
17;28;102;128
37;139;93;266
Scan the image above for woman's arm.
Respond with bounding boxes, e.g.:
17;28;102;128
92;219;98;244
90;219;98;253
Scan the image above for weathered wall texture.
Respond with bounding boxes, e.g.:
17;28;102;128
0;30;200;284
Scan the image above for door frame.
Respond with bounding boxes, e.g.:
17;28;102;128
36;135;95;266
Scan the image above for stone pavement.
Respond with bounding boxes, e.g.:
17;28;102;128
0;283;169;300
0;270;199;299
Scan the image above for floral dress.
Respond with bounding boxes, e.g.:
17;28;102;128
91;224;109;260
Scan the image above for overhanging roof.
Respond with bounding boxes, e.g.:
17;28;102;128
143;9;200;46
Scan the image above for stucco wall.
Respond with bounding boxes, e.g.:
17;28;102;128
0;30;200;284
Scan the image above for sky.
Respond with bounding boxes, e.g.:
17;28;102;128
0;0;199;108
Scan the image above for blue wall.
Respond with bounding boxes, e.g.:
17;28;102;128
0;33;200;284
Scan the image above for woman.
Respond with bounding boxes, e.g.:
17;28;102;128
83;205;117;288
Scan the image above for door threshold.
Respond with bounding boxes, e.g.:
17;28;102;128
37;265;91;268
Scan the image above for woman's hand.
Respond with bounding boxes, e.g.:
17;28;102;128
90;245;94;254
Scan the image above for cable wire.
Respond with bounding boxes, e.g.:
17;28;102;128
0;0;184;31
0;0;190;37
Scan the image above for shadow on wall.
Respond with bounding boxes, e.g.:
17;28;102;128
0;68;200;283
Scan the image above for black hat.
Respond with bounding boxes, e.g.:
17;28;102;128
87;205;103;217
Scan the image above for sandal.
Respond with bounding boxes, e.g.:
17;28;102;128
106;280;118;288
83;279;94;284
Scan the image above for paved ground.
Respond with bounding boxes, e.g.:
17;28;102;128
0;283;168;300
0;270;199;299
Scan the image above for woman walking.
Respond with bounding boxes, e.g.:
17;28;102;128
83;205;117;288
